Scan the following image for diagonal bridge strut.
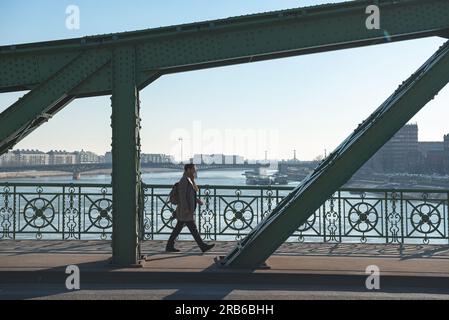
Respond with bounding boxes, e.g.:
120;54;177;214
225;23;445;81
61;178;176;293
219;40;449;269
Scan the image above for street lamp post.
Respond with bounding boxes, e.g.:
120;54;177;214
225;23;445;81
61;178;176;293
178;137;183;163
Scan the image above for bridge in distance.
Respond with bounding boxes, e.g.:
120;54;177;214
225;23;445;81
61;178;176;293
0;162;267;173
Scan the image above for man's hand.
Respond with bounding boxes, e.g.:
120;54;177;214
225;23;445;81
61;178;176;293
197;199;204;206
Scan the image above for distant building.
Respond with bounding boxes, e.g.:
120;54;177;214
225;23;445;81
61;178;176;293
418;142;445;174
76;150;100;164
363;124;419;173
441;134;449;174
193;154;202;164
199;154;224;165
382;124;419;172
0;152;18;167
15;150;49;166
48;150;77;165
418;142;445;156
103;152;173;164
193;154;244;165
2;149;101;166
360;125;449;175
104;152;112;164
225;155;244;165
444;134;449;152
141;153;174;164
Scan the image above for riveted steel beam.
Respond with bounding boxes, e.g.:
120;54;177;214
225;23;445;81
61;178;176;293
111;46;141;266
220;41;449;269
0;50;111;155
1;0;449;96
135;0;449;73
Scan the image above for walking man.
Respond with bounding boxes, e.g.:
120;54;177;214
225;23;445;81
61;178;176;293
166;164;215;253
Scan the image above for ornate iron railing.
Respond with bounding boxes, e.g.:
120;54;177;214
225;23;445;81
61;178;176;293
1;182;448;244
0;183;112;240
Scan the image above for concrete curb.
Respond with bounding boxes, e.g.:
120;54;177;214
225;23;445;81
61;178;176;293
2;269;449;292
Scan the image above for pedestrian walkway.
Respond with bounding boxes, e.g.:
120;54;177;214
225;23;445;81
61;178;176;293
1;240;449;277
2;240;449;300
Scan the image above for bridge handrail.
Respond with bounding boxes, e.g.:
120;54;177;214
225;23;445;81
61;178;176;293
1;182;448;244
1;182;448;194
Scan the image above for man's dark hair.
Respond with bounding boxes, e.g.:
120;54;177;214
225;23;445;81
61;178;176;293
184;163;195;172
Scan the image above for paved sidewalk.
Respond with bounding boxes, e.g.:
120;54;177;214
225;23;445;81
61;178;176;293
1;241;449;299
4;240;449;258
1;240;449;277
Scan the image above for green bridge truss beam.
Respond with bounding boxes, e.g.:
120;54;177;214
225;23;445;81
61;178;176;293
1;0;449;98
1;0;449;266
220;40;449;268
111;47;142;266
0;50;111;155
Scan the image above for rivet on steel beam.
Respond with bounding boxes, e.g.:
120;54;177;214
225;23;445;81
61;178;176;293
40;113;52;120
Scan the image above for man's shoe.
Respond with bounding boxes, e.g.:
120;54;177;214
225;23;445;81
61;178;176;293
201;243;215;253
166;247;180;253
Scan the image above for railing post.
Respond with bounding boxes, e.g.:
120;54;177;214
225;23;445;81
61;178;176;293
13;185;16;240
62;186;66;240
111;46;141;266
400;192;405;244
385;191;389;244
214;187;217;241
447;192;449;245
339;191;343;243
151;187;154;240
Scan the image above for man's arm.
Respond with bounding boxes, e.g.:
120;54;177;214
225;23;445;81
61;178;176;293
178;178;188;207
186;185;195;213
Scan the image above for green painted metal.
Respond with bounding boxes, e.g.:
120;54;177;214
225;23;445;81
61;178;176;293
111;46;141;265
1;0;448;155
220;41;449;268
2;182;448;245
1;0;449;266
1;0;449;97
1;0;449;155
0;50;111;154
2;182;449;194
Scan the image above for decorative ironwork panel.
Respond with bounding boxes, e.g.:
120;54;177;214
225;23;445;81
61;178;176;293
404;192;448;244
0;183;112;240
82;186;113;240
0;185;15;239
1;183;448;245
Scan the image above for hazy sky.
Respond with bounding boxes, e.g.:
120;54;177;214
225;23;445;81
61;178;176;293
1;0;448;161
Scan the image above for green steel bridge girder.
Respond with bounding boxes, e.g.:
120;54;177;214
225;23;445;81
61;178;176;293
1;0;449;97
0;50;111;155
1;0;448;154
220;40;449;269
111;47;142;266
0;0;449;266
1;0;449;154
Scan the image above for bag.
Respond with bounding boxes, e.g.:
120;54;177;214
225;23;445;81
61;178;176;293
169;182;180;205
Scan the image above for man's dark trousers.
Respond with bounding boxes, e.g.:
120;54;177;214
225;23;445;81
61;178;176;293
167;220;205;249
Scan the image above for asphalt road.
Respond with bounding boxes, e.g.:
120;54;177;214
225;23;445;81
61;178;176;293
1;282;449;300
